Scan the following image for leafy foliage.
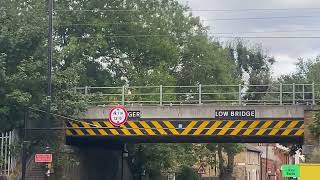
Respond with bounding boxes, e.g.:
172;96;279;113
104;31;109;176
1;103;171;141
309;148;320;163
1;0;276;179
207;143;244;179
228;41;275;102
0;0;87;132
128;144;195;178
310;112;320;137
278;56;320;84
276;56;320;153
176;166;199;180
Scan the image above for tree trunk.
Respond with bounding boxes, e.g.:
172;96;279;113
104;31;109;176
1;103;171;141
217;145;225;178
227;152;235;175
218;145;235;180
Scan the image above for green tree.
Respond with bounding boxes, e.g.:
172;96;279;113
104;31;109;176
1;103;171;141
278;56;320;84
129;144;195;179
275;56;320;154
54;0;205;87
0;0;47;131
228;41;275;102
207;144;244;180
1;0;277;179
176;166;199;180
0;0;87;132
277;56;320;102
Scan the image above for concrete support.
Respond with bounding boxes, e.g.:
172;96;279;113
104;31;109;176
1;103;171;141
303;110;320;161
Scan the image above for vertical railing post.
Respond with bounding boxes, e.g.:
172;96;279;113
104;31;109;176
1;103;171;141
1;132;3;173
6;133;8;175
280;83;283;105
302;84;305;101
199;84;202;105
312;82;316;105
238;84;242;105
292;83;296;104
84;86;88;95
122;86;125;105
8;131;11;175
160;85;163;106
22;109;28;180
4;132;7;175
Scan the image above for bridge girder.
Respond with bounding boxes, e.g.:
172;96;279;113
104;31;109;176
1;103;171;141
66;118;304;144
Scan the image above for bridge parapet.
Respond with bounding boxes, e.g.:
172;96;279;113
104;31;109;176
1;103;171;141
74;83;319;106
82;105;305;119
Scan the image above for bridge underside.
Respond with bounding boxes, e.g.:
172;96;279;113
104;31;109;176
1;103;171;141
66;119;304;145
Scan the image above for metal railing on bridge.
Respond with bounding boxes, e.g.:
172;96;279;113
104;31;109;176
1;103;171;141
74;83;320;106
0;130;19;176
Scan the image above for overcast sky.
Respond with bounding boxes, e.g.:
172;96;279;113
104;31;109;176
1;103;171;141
178;0;320;77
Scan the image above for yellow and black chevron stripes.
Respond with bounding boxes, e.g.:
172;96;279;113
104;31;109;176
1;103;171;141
66;119;304;137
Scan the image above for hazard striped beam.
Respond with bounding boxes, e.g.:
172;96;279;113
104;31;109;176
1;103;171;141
65;119;304;137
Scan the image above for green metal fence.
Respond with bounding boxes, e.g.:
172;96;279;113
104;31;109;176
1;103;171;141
74;83;319;106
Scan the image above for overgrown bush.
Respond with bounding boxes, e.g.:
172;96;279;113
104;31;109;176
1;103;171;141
309;112;320;137
176;166;199;180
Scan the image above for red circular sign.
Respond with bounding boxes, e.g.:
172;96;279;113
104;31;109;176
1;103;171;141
108;106;128;126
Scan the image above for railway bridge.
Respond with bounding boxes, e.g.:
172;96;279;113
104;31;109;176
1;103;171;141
66;83;319;146
62;84;319;180
67;105;306;144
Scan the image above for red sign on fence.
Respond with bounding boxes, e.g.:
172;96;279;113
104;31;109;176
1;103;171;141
35;154;53;163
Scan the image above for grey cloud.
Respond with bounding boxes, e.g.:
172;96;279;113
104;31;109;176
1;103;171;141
178;0;320;77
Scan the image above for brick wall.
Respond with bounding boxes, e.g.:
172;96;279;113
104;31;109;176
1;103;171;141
261;158;276;180
261;153;291;180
